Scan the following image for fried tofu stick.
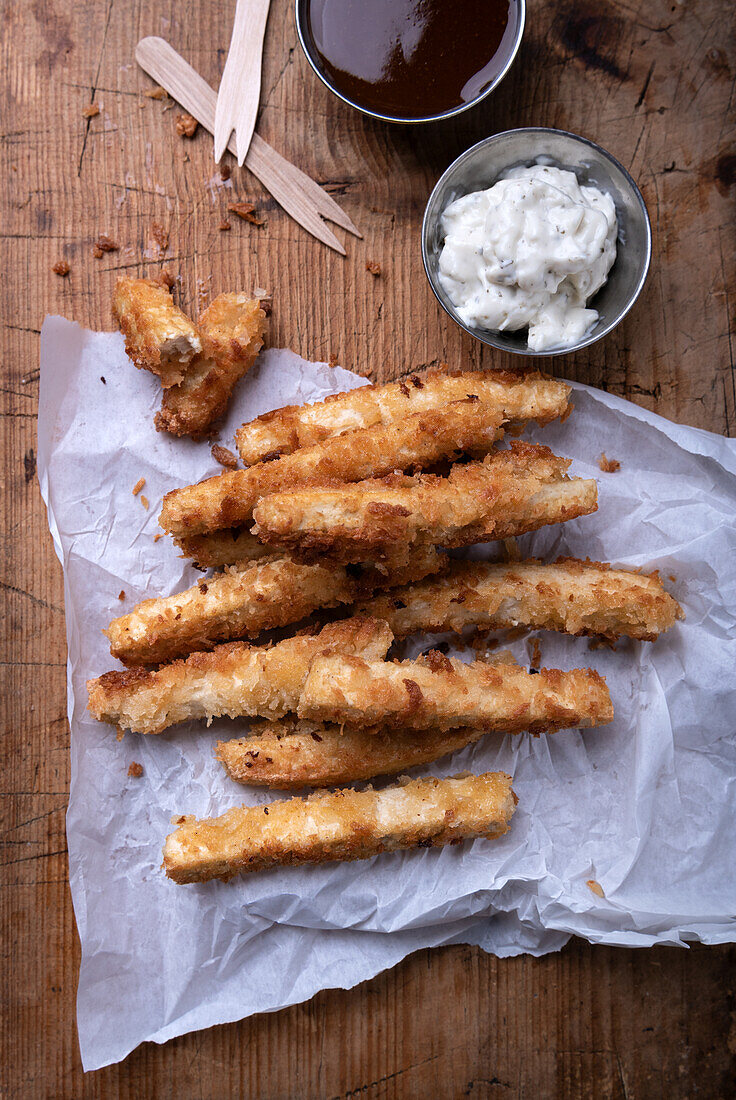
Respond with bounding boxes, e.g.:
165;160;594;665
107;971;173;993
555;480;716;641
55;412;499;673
358;557;683;642
156;293;267;438
87;616;392;736
159;399;506;537
217;720;491;788
235;368;571;464
174;529;273;568
252;442;598;562
106;546;444;666
112;277;202;388
163;771;517;882
299;652;613;733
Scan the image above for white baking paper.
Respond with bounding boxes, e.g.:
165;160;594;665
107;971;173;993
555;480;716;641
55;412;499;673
37;316;736;1071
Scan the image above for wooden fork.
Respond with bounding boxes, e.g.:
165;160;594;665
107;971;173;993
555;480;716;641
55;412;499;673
214;0;271;166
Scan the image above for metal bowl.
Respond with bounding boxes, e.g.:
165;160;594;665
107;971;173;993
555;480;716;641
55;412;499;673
422;128;652;356
295;0;525;125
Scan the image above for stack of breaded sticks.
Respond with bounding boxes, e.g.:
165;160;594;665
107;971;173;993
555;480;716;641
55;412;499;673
87;368;683;884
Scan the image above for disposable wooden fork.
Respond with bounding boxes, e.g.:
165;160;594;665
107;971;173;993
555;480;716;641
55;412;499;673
135;37;361;254
214;0;271;166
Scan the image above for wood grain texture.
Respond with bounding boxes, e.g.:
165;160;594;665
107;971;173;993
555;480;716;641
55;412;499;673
1;0;734;1095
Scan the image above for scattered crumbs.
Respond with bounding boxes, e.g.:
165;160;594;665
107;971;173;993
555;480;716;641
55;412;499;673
504;537;521;562
220;164;232;181
153;533;164;543
144;86;166;100
175;112;198;138
365;260;382;276
530;638;542;669
227;201;265;226
140;495;150;511
92;234;119;258
328;352;339;368
599;452;621;473
117;589;126;601
212;444;238;468
218;221;232;232
128;761;144;778
100;376;106;384
149;221;169;257
132;477;146;496
52;260;70;276
586;879;605;898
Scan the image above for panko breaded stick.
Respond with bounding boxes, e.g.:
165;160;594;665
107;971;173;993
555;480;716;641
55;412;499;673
235;368;571;464
252;442;597;562
163;771;517;882
106;546;444;666
174;529;272;569
217;720;490;789
299;652;613;733
156;293;267;438
88;616;392;736
159;400;505;537
358;557;683;642
112;277;201;388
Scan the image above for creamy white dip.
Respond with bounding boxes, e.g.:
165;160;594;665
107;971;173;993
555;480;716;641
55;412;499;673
438;164;618;351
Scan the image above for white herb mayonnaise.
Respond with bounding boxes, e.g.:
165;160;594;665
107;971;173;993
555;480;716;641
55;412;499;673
438;164;618;351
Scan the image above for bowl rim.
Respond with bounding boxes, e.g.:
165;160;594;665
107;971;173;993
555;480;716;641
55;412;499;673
294;0;526;125
421;126;653;357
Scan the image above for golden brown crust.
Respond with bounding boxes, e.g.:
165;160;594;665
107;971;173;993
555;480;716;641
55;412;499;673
105;546;445;666
112;277;201;387
158;399;506;537
173;528;273;568
235;369;571;464
217;719;489;788
299;654;613;734
87;616;393;735
163;771;516;882
358;557;683;642
156;294;266;439
252;442;598;563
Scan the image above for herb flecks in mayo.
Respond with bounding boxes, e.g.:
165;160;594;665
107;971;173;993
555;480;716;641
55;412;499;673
438;165;618;351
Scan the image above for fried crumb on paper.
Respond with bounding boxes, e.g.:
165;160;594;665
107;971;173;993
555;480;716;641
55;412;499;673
599;453;621;473
211;444;238;469
127;761;144;778
132;478;145;497
140;495;149;511
117;590;126;601
587;879;605;897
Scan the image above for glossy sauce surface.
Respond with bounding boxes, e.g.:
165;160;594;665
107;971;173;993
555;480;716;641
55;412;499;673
306;0;516;120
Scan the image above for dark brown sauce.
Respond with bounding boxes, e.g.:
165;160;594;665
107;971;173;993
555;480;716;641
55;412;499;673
306;0;517;120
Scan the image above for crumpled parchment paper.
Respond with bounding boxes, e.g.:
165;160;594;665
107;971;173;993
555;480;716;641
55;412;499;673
37;317;736;1070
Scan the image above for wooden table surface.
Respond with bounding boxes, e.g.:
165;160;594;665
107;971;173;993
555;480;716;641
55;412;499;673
2;0;734;1096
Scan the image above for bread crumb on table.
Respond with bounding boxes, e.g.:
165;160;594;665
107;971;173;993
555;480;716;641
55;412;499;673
365;260;382;276
149;221;169;257
144;86;166;100
52;260;70;276
599;452;621;473
132;477;146;496
92;235;118;258
227;201;265;226
82;103;100;118
218;221;232;232
175;112;198;138
127;761;144;778
328;353;339;368
211;444;238;469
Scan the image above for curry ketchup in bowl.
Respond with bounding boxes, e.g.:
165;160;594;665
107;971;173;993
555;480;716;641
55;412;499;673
296;0;525;123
